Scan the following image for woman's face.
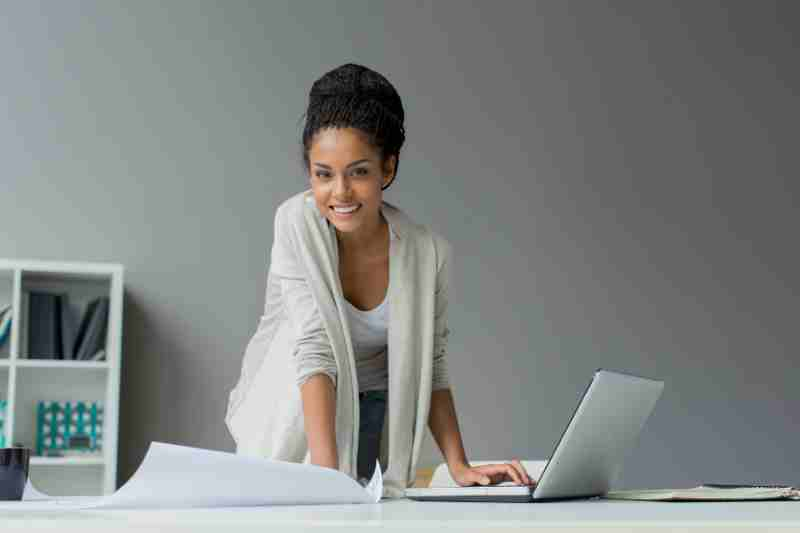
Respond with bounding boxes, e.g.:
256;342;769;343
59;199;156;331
308;127;395;237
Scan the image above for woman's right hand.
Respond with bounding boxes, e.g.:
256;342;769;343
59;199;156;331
450;459;534;487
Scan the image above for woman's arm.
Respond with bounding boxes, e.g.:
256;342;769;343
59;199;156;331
428;236;471;472
272;202;341;469
427;388;469;471
300;373;339;469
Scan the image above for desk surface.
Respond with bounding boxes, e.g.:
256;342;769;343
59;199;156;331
3;498;800;532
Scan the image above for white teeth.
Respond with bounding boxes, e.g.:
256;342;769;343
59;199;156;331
333;205;360;213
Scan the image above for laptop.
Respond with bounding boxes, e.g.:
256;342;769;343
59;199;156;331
405;369;664;502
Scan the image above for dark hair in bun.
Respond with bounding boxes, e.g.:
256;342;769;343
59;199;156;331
300;63;406;190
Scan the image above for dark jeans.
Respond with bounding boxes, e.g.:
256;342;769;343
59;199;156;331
357;390;387;482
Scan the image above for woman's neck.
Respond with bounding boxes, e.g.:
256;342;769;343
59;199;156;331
336;213;389;258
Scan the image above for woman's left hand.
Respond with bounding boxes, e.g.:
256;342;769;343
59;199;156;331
449;459;536;487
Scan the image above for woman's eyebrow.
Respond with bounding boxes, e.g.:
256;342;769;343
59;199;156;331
313;159;371;169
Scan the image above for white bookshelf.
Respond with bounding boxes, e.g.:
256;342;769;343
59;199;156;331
0;259;123;496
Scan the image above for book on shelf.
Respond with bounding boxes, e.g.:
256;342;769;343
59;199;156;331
59;293;76;360
24;292;109;361
27;291;62;359
0;305;12;347
73;297;110;361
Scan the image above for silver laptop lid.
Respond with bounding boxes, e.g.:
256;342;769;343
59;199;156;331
532;369;663;500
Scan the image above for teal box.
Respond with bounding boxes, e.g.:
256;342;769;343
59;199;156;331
0;399;6;448
36;401;103;457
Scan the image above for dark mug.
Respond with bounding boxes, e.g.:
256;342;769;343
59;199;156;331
0;447;30;501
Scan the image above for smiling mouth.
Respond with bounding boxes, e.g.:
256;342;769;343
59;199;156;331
331;204;362;214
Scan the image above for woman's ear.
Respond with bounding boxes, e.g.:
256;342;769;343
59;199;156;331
382;155;397;188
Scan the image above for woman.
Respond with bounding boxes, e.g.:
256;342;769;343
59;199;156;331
225;63;532;498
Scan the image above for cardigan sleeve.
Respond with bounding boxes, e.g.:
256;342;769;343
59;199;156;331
271;203;338;389
432;235;452;391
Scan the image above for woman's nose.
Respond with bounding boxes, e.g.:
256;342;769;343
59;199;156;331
333;175;351;195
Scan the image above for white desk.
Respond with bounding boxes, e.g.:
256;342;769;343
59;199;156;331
2;498;800;532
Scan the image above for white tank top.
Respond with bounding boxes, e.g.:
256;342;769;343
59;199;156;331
345;292;389;393
343;224;395;393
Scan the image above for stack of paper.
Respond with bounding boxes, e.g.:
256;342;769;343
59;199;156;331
2;442;382;511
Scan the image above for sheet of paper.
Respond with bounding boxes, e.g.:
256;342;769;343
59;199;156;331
22;479;51;501
1;442;382;510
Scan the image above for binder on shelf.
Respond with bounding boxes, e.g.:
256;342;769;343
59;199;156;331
0;305;12;347
74;297;110;361
27;291;63;359
59;294;76;360
72;299;98;358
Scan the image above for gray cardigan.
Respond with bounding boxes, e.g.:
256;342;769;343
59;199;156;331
225;189;453;498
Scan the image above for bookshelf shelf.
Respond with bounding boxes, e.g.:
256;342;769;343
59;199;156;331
0;259;123;497
31;456;106;466
15;360;109;370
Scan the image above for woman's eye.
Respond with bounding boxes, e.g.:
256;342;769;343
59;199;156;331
314;168;366;179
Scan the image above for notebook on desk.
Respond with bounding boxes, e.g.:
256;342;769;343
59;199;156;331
406;369;664;503
605;485;800;501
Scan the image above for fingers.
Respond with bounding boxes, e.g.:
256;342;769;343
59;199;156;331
484;463;525;485
505;462;524;485
511;458;533;486
477;464;523;485
475;466;502;486
469;462;535;486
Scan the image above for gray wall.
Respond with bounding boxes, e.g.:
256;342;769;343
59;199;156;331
1;1;797;490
